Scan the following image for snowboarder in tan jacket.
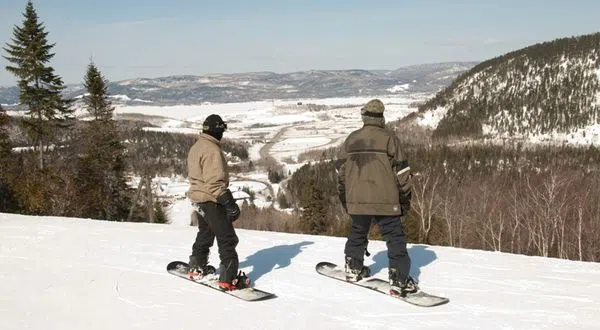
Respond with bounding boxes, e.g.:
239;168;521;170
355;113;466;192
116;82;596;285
186;114;248;290
336;99;418;296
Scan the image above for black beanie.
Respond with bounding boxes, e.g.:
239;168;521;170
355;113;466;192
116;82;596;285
202;114;227;140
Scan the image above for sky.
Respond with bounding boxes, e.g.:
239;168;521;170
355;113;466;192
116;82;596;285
1;0;600;86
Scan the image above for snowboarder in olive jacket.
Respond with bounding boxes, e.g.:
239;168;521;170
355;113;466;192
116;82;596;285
336;99;418;296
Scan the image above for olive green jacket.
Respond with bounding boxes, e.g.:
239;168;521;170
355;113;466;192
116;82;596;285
187;133;229;203
336;119;412;216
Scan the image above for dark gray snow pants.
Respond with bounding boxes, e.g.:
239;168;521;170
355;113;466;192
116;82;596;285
190;201;239;282
344;214;411;281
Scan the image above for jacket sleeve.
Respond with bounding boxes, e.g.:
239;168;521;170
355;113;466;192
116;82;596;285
202;147;228;200
335;143;348;205
388;134;412;215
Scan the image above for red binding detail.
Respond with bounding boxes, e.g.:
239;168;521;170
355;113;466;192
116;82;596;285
218;282;237;291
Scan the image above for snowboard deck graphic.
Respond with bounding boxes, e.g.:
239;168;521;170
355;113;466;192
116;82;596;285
316;261;449;307
167;261;276;301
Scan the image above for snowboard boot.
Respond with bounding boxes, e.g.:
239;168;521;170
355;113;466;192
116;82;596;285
388;268;419;297
344;256;371;282
218;271;251;291
188;255;216;280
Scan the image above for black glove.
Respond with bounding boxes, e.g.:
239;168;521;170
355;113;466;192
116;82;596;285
216;189;241;222
339;193;347;213
399;191;411;216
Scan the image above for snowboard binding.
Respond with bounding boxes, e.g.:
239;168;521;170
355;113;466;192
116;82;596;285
219;271;251;291
188;265;217;281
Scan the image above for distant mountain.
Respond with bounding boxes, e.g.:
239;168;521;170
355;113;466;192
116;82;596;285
411;32;600;142
0;62;476;106
0;87;18;105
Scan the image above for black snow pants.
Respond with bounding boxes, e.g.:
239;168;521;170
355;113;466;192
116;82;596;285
190;201;239;282
344;214;411;282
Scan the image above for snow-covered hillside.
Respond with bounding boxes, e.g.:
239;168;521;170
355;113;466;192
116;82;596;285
413;32;600;146
2;213;600;329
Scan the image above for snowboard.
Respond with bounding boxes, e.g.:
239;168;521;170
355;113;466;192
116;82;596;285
315;261;449;307
167;261;276;301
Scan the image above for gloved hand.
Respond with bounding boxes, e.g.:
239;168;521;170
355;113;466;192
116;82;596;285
400;203;410;216
216;189;241;222
339;193;347;213
399;191;411;216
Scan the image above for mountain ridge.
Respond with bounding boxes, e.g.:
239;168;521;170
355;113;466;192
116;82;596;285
412;32;600;143
0;62;476;106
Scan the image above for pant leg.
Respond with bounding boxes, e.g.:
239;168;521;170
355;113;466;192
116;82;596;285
344;215;372;263
375;215;411;282
201;202;239;282
190;209;215;266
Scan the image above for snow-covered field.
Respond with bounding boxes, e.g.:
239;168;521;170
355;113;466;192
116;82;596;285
118;94;428;211
2;213;600;329
115;94;426;159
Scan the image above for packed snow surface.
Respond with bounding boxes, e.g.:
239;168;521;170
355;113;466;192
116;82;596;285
2;213;600;329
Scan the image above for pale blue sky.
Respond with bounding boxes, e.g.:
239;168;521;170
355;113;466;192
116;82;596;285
1;0;600;86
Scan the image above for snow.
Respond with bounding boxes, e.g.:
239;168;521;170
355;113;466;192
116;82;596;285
229;180;268;193
113;94;423;167
282;162;309;175
111;94;426;212
271;136;332;162
521;123;600;146
2;213;600;329
113;95;425;124
416;106;448;128
141;127;199;135
148;175;274;215
387;83;410;93
110;94;132;101
244;172;269;181
247;143;264;162
132;98;153;103
595;67;600;108
247;113;316;126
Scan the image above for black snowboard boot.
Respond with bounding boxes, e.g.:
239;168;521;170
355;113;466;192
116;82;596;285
344;256;371;282
188;255;216;280
389;268;418;297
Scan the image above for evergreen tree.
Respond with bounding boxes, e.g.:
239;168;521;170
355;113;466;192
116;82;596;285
0;105;10;159
76;62;130;221
83;61;114;121
153;201;168;224
0;105;18;213
299;179;329;235
3;1;72;170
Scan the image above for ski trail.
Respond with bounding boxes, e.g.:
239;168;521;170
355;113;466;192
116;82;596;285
2;214;600;329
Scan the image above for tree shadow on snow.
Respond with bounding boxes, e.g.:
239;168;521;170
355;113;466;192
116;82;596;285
239;241;314;282
368;244;437;281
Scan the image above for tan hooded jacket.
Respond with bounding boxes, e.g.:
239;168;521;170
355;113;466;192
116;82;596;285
187;133;229;203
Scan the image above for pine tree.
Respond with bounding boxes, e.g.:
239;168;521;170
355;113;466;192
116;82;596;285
83;61;114;121
0;105;18;213
300;179;329;235
3;1;72;170
76;62;130;221
0;105;10;159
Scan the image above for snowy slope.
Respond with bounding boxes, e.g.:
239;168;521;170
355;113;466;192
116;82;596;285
2;213;600;330
413;32;600;145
